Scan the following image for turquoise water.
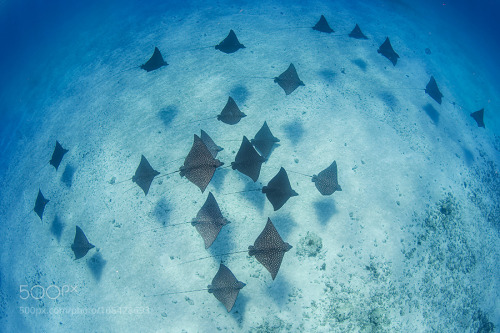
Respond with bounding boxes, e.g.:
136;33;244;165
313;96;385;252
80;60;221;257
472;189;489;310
0;0;499;332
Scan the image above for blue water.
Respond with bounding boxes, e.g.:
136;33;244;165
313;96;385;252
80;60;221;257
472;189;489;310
1;0;499;161
417;0;500;84
0;0;499;332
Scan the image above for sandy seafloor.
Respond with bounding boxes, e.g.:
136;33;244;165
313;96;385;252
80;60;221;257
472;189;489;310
0;0;499;332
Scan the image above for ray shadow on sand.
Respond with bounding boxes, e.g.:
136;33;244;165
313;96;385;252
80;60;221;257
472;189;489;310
423;103;440;124
237;180;266;213
87;252;107;282
319;69;337;83
314;197;338;225
378;91;399;110
152;197;172;225
50;215;64;242
61;164;76;188
283;120;305;146
230;85;250;104
210;167;229;193
158;105;179;127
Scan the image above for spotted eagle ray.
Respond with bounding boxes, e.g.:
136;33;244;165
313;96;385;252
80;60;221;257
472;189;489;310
425;76;443;104
251;121;280;159
71;226;95;260
249;218;292;280
132;155;160;196
274;63;305;95
191;192;230;248
50;141;68;170
312;15;334;33
262;167;298;211
349;24;368;39
470;109;485;128
182;218;292;280
231;136;266;182
141;47;168;72
378;37;399;66
33;189;49;221
180;134;224;192
215;30;245;54
147;263;245;312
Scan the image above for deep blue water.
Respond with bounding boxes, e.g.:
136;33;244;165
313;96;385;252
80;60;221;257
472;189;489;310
418;0;500;79
1;0;499;169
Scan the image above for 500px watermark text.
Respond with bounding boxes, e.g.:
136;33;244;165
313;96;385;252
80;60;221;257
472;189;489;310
19;285;77;300
20;306;150;316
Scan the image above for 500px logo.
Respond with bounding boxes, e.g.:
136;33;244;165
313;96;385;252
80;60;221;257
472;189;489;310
19;285;77;300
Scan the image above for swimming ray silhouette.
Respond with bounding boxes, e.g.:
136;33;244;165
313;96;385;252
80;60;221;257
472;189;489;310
274;63;305;95
349;24;368;39
312;15;334;33
182;218;293;279
377;37;399;66
132;155;160;196
231;136;266;182
312;161;342;195
71;226;95;260
200;130;224;158
470;109;485;128
178;97;245;127
249;218;292;280
180;134;224;192
147;263;244;312
215;30;245;54
251;121;280;159
34;189;49;221
208;263;246;312
141;47;168;72
262;167;298;211
50;141;68;170
217;97;247;125
425;76;443;104
192;192;230;248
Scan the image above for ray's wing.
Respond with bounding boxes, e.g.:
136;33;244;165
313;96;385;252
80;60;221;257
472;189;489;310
193;192;228;248
201;130;223;158
262;168;298;210
312;15;334;33
217;97;246;124
250;219;292;280
141;47;168;72
215;30;245;54
425;76;443;104
34;189;49;220
181;135;223;192
71;226;95;260
50;141;68;170
349;24;367;39
274;63;304;95
251;121;279;159
231;136;265;182
208;264;245;312
312;161;342;195
132;155;160;195
377;37;399;66
470;109;485;128
253;250;286;280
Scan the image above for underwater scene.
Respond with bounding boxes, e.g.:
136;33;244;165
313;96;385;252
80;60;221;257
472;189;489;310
0;0;499;332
